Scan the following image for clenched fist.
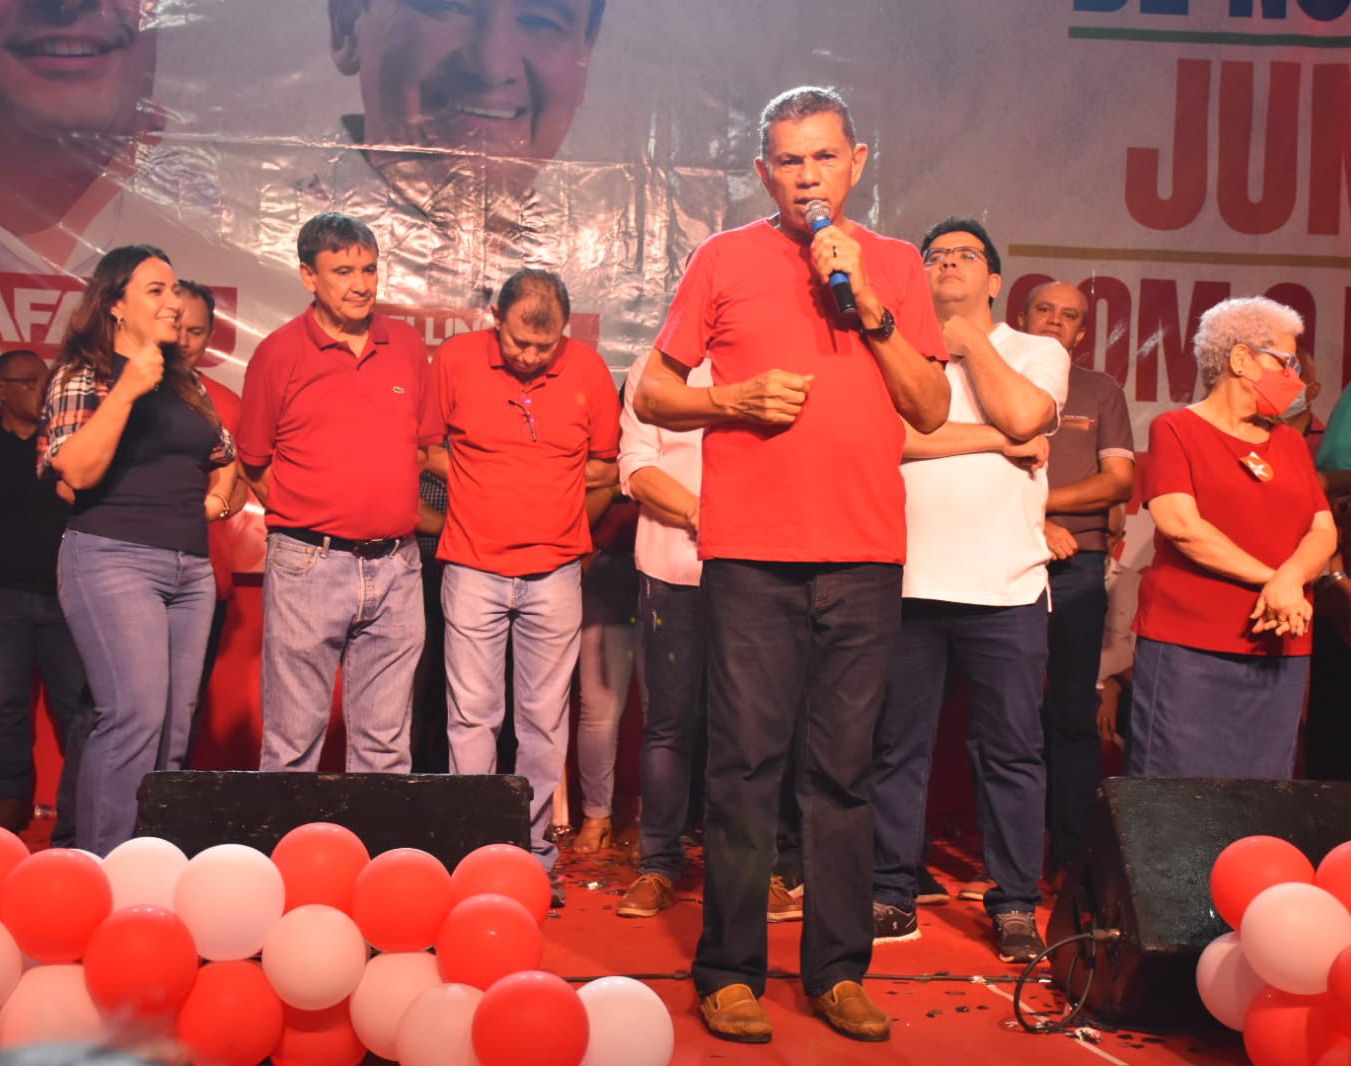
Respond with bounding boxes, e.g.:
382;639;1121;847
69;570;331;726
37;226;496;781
729;369;814;425
115;348;164;400
941;314;985;359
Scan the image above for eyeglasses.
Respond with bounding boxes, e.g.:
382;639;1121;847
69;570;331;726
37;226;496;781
923;245;987;267
1250;346;1299;371
0;376;40;389
508;394;538;443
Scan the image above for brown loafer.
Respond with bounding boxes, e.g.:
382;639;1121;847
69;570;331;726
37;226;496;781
617;872;675;918
699;983;772;1043
811;980;890;1041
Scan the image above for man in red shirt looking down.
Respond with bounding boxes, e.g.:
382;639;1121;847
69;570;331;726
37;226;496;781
635;86;950;1045
237;212;435;774
422;268;620;904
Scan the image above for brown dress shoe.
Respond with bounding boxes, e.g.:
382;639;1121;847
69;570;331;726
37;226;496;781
699;983;772;1043
616;872;674;918
811;980;891;1041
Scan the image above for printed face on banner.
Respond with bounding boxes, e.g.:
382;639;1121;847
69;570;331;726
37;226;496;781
331;0;598;161
1020;281;1088;352
754;111;868;240
300;244;380;332
0;0;156;140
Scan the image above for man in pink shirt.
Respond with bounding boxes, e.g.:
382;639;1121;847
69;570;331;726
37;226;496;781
614;350;709;918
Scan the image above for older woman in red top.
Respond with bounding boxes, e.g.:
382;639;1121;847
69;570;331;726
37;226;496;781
1130;296;1335;778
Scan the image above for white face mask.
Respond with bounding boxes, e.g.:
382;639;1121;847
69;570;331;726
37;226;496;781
1283;387;1310;419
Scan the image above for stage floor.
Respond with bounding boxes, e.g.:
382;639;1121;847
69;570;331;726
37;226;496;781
544;833;1248;1066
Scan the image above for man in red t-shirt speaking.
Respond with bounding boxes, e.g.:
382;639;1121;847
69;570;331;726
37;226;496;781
422;269;621;903
635;86;950;1045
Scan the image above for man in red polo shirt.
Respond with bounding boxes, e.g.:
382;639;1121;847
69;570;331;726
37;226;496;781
634;87;950;1044
422;268;620;900
237;212;435;773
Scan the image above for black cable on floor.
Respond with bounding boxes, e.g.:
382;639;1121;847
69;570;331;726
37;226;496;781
1012;928;1122;1034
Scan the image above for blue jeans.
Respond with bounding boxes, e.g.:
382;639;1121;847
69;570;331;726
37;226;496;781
693;560;902;999
260;532;423;773
873;595;1049;916
1128;637;1306;778
0;587;94;846
58;531;214;855
576;551;643;819
442;560;582;870
637;574;706;880
1043;551;1109;872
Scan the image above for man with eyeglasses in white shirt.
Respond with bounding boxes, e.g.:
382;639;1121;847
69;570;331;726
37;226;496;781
871;217;1069;965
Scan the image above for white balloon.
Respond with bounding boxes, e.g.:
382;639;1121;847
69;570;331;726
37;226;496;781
1195;932;1266;1030
349;952;441;1061
0;965;102;1048
0;926;20;1009
261;905;368;1010
104;837;188;911
578;976;674;1066
173;844;284;961
1241;882;1351;996
395;983;482;1066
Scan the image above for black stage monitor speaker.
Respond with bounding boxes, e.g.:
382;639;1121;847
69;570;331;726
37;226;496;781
135;771;532;870
1048;776;1351;1029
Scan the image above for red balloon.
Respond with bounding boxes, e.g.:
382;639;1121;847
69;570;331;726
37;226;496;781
1245;988;1318;1066
1245;988;1351;1066
271;823;370;914
272;1001;366;1066
449;844;551;926
1330;947;1351;1021
83;906;199;1020
435;893;543;991
0;849;111;963
176;961;284;1066
1313;995;1351;1060
0;828;29;905
1211;836;1314;929
472;970;589;1066
1317;843;1351;917
350;848;452;952
1319;1047;1351;1066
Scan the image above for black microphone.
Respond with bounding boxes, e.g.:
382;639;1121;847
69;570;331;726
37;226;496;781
803;199;858;321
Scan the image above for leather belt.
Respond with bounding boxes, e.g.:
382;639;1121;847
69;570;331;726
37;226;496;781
274;527;403;559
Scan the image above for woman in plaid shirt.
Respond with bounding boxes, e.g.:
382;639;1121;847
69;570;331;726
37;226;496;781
37;245;236;855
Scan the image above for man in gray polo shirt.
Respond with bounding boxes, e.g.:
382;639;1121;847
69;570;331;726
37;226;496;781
1019;281;1135;882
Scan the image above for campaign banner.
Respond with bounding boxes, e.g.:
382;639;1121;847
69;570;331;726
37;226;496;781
0;0;1344;444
